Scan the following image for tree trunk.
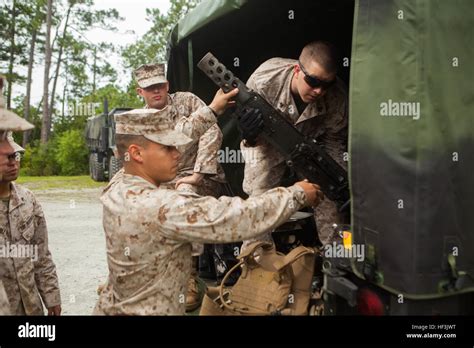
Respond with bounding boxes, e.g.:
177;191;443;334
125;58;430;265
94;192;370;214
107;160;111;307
49;5;72;121
22;29;36;147
92;47;97;95
7;0;16;109
41;0;53;144
23;1;44;147
62;60;69;117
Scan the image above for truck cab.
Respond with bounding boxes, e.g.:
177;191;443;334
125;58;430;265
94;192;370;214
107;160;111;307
85;104;132;181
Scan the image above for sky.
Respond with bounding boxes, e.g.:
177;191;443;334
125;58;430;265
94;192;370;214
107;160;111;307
15;0;171;105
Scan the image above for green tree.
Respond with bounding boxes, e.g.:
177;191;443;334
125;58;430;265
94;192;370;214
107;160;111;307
121;0;201;69
54;129;89;175
23;0;47;147
20;138;59;176
0;0;42;109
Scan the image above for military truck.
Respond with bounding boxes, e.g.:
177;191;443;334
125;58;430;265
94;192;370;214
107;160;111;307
166;0;474;315
85;101;131;181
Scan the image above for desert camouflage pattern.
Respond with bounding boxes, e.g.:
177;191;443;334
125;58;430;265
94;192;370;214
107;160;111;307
110;98;220;187
165;92;226;185
95;104;307;315
242;57;348;244
134;63;167;88
115;107;193;147
93;173;307;315
0;76;34;132
0;281;10;315
0;183;61;315
6;132;25;153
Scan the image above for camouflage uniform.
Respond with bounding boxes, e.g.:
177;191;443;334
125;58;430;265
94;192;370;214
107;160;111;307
93;108;308;315
0;183;61;315
242;58;348;244
113;96;225;197
135;63;226;197
0;75;35;314
0;281;10;315
135;65;227;259
156;92;225;196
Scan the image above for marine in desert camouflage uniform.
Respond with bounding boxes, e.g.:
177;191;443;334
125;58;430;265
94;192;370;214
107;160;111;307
93;104;323;315
0;76;61;315
240;41;348;246
134;63;226;196
109;64;233;309
133;63;231;309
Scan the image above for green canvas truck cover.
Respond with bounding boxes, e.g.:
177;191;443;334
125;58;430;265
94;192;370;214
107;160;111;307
85;115;106;142
166;0;473;297
350;0;474;297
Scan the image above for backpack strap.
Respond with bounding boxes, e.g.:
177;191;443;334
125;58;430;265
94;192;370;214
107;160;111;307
237;241;274;260
272;246;316;271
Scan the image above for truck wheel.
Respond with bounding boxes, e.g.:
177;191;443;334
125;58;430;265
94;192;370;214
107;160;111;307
108;155;122;180
90;153;106;182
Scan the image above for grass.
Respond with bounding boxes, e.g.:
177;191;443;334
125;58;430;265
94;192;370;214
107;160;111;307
15;175;106;191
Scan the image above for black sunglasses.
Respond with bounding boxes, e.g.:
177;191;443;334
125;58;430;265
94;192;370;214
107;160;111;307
298;61;335;90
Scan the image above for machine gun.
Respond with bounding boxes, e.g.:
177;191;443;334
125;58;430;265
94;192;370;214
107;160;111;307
197;52;350;211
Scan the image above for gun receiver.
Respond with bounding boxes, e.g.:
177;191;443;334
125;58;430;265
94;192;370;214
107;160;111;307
197;52;350;210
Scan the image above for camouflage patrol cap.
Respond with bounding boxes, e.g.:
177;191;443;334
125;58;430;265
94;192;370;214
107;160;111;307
114;106;192;146
0;131;24;154
0;76;34;131
6;132;25;153
133;63;167;88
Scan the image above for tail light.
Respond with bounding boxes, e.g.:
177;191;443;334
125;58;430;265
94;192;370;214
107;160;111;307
357;288;385;315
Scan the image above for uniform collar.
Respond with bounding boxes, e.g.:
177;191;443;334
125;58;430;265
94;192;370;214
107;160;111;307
295;98;327;125
122;173;159;190
8;182;24;213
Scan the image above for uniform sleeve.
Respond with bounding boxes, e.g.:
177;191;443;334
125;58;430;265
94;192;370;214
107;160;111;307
240;140;286;196
157;185;307;244
243;66;288;195
174;98;217;142
194;124;223;174
323;87;349;170
183;94;223;175
246;72;262;95
0;281;11;315
31;197;61;308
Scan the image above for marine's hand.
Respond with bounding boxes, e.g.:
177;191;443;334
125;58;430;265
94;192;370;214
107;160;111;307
47;305;61;316
237;107;264;146
295;180;324;208
208;88;239;116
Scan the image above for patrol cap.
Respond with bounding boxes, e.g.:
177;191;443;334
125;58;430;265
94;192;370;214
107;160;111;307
7;131;25;153
114;107;192;147
133;63;167;88
0;76;34;131
0;131;25;153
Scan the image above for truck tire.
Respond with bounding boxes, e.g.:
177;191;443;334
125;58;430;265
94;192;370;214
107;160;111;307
108;155;122;180
89;153;106;182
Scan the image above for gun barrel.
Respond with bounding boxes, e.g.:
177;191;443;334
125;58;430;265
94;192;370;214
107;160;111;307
197;52;256;104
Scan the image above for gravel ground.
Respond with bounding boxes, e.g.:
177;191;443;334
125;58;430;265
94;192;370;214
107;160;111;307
34;188;107;315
